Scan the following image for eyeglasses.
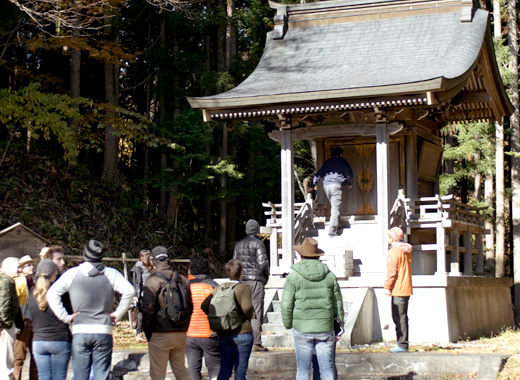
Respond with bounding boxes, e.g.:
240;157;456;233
22;263;34;268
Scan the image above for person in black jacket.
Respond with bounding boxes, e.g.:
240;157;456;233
233;219;269;352
130;249;152;342
141;246;193;380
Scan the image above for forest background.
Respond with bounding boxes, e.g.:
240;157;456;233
1;0;520;320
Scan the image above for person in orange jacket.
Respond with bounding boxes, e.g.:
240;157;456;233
384;227;413;353
186;255;220;380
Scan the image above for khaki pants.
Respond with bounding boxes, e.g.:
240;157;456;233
13;325;38;380
148;332;193;380
0;325;16;380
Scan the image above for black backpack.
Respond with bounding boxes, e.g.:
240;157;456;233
153;271;192;325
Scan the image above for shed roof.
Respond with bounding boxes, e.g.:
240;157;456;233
188;0;512;123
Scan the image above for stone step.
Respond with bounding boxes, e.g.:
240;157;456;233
262;323;289;334
266;311;283;324
261;333;294;348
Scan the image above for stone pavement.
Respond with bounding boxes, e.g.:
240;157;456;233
22;350;509;379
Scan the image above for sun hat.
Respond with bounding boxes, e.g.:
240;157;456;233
292;237;324;257
19;255;34;267
388;227;404;241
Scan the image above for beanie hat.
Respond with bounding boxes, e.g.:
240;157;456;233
36;259;58;277
83;240;104;262
388;227;404;241
151;246;169;261
245;219;260;235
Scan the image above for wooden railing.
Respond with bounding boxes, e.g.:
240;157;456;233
389;193;487;276
262;196;315;273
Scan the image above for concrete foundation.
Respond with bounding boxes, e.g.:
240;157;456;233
265;274;514;347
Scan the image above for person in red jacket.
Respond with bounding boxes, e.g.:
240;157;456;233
186;255;220;380
384;227;413;353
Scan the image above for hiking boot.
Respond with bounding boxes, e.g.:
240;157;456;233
253;344;268;352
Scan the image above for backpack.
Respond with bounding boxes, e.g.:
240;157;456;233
153;271;192;325
207;283;242;332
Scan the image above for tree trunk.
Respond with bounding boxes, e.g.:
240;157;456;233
225;0;236;69
159;17;168;218
508;0;520;325
143;11;156;218
219;123;228;255
474;133;482;200
102;16;120;186
166;32;181;227
493;0;502;37
485;169;495;270
496;120;506;278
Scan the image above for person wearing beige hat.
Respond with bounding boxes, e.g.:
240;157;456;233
384;226;413;353
281;238;344;380
13;255;38;380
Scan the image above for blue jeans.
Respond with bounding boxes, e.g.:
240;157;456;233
72;333;113;380
293;329;335;380
32;340;71;380
217;333;254;380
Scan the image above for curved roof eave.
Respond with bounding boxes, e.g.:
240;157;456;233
189;2;511;120
188;78;452;110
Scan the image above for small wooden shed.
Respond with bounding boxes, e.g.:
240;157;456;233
0;223;50;264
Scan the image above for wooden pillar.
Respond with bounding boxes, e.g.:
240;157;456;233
475;232;484;275
435;224;448;275
450;228;461;276
270;228;279;267
376;122;389;255
281;128;295;266
314;139;326;217
406;128;418;198
463;230;473;275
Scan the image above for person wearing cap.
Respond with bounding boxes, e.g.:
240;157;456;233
47;240;135;380
281;237;344;380
13;255;38;380
232;219;269;352
0;257;21;380
27;259;74;380
384;226;413;353
141;245;193;380
311;146;354;237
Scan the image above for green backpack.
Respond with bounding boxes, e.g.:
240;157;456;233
207;283;242;332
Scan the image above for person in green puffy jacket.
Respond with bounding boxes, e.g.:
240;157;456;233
281;238;344;380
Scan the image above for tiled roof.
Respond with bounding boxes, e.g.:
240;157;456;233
202;11;485;102
188;0;512;122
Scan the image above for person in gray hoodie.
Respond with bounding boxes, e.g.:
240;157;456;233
47;240;135;380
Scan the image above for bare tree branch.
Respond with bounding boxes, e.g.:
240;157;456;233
6;0;116;36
